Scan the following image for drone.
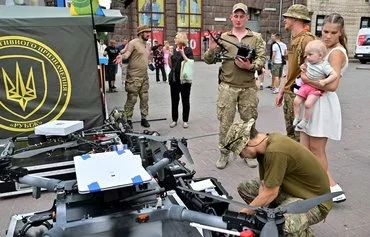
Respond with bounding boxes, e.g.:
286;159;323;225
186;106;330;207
1;109;343;237
207;29;256;64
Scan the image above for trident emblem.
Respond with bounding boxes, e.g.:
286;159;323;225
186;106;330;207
2;62;37;111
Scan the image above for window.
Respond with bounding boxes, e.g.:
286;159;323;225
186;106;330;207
138;0;165;27
177;0;202;56
137;0;165;45
315;15;325;37
360;17;370;28
177;0;202;28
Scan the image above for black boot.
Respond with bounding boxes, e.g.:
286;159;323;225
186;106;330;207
127;120;133;129
141;119;150;128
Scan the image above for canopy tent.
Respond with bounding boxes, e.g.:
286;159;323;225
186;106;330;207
0;5;126;28
0;6;126;138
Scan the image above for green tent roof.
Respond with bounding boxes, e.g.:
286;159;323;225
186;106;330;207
0;6;126;27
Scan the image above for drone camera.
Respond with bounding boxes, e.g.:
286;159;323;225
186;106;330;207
207;29;256;63
236;44;256;62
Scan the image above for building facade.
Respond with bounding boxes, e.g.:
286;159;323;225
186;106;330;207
1;0;368;56
111;0;370;57
308;0;370;56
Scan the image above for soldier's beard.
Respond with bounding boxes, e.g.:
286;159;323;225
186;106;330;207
141;34;149;41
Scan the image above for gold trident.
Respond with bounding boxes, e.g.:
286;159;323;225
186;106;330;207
2;62;37;111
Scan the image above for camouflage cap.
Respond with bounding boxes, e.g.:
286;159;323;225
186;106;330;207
137;25;151;35
232;3;248;14
223;118;255;156
283;4;311;23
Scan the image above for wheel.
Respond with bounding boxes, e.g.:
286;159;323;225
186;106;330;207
359;59;367;64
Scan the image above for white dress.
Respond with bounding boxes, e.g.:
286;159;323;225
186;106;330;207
296;46;348;140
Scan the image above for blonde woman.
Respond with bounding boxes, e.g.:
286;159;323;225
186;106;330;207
168;32;194;128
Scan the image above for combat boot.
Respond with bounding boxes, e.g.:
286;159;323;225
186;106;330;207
141;119;150;128
244;159;258;168
127;120;133;129
216;153;229;169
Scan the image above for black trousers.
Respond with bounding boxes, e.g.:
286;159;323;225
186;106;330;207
170;83;191;122
156;65;167;82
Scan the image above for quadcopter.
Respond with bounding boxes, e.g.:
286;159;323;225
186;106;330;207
1;109;343;237
207;29;256;64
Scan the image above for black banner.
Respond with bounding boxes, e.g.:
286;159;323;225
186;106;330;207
0;18;104;138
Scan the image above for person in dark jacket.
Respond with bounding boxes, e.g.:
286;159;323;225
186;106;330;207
169;32;194;128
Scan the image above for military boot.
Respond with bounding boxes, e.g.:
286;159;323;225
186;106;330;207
216;152;229;169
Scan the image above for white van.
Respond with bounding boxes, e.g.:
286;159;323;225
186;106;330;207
354;28;370;64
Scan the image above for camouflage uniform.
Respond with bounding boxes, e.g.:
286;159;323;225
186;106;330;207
204;24;266;169
125;75;149;119
282;4;315;141
121;30;151;121
224;120;331;236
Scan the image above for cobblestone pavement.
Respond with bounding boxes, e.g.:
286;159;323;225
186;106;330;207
1;62;369;237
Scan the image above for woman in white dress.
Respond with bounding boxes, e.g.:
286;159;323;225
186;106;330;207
297;13;348;202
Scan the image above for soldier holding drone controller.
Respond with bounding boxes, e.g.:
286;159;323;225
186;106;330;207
204;2;266;169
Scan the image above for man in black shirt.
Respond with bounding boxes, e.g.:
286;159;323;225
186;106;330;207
104;40;119;92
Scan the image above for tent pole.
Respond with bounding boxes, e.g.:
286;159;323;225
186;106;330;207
89;0;108;120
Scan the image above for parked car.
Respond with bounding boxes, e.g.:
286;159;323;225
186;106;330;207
354;28;370;64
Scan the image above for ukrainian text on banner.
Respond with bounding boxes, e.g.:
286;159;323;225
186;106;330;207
0;24;104;138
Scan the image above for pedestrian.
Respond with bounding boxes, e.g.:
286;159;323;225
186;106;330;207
168;32;194;129
224;119;332;236
153;44;167;83
255;67;265;90
266;32;276;89
270;33;287;94
103;40;119;93
97;39;107;58
293;40;337;129
297;13;349;203
116;25;152;128
204;2;266;169
275;4;315;141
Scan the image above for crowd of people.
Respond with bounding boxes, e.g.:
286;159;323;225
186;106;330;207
99;2;349;235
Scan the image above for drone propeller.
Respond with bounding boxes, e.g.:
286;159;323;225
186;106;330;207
126;133;194;164
259;191;345;237
177;142;193;164
176;186;258;211
260;218;278;237
179;186;344;237
12;141;79;159
284;191;344;214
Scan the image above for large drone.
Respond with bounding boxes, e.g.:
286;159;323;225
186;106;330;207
1;109;343;237
207;29;256;64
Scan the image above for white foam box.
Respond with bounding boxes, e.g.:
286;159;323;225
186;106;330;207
34;120;84;136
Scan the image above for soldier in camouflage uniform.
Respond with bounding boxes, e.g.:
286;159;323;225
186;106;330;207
204;3;266;169
223;119;332;236
275;4;315;141
119;25;152;128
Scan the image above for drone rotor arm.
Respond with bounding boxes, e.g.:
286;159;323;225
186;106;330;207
126;133;170;142
177;186;258;211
